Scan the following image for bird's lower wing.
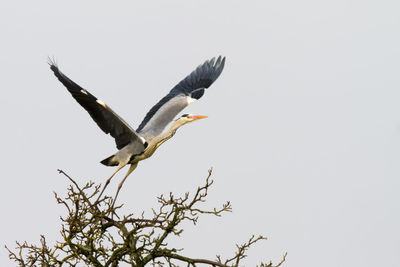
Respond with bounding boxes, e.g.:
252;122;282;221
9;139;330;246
50;62;145;150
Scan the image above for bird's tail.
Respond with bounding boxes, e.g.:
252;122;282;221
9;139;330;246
100;154;118;166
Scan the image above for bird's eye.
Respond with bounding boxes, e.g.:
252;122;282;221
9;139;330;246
182;114;189;117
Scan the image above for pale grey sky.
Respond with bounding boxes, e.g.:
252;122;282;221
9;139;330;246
1;1;399;266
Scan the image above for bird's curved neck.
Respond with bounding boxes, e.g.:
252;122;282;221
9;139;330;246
148;120;183;150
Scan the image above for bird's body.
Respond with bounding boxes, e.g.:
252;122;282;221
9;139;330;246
50;56;225;200
101;114;205;167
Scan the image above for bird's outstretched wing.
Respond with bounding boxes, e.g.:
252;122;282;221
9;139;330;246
50;62;145;150
137;56;225;138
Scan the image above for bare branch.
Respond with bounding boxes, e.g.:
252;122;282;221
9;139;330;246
7;168;285;266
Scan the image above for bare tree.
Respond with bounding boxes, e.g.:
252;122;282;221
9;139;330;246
6;169;287;266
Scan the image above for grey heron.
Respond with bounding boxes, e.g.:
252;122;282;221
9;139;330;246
50;56;225;202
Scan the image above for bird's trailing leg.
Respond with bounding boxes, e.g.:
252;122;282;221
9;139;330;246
96;163;127;204
111;163;138;212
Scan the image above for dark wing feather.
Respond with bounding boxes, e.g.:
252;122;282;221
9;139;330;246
136;56;225;134
50;62;144;150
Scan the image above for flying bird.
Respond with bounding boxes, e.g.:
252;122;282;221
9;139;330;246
50;56;225;202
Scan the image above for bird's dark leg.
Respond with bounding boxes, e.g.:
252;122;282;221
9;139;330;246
110;163;138;213
96;163;126;204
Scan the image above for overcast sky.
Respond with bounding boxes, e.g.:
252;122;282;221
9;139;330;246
1;1;399;266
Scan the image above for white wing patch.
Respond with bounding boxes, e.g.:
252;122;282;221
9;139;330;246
96;99;107;108
80;89;88;95
186;96;196;104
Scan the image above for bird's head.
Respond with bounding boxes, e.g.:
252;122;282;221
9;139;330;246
175;114;208;126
